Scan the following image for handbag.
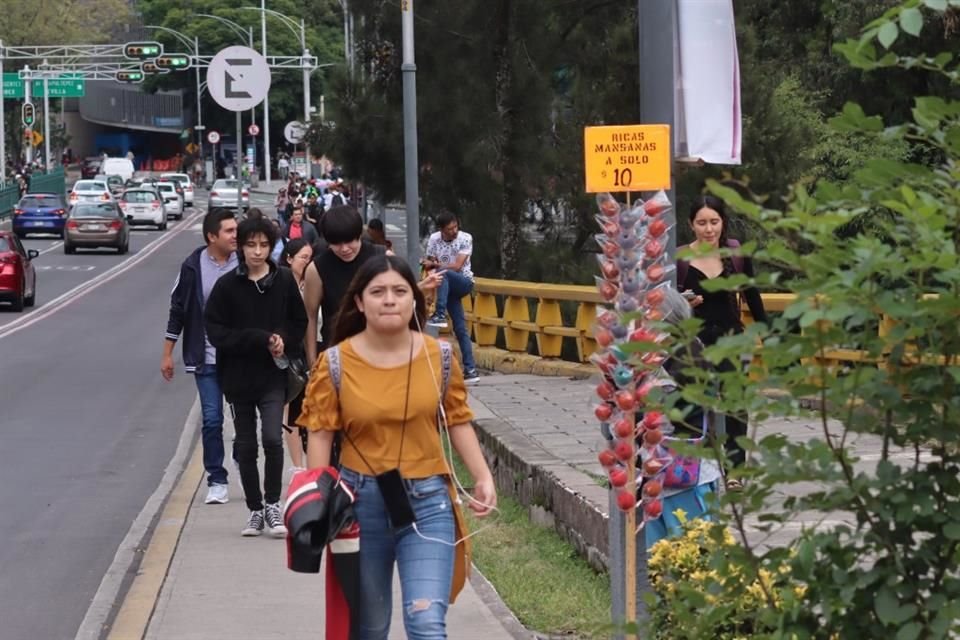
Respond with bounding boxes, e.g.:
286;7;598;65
661;413;709;490
285;356;309;404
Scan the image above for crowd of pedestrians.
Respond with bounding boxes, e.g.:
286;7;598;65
161;196;492;637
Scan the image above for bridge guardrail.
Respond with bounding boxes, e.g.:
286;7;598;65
0;168;67;220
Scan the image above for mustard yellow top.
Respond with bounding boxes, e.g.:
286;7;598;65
299;336;475;478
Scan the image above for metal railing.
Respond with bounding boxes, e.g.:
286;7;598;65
79;82;188;132
0;167;65;219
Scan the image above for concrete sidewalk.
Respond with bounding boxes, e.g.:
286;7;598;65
141;391;520;640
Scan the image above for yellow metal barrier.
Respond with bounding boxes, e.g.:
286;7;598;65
459;281;914;371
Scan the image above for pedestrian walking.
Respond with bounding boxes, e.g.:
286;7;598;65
278;153;290;181
279;238;313;474
275;187;290;225
161;208;239;505
299;254;497;640
304;192;323;227
424;212;480;384
204;217;308;537
364;218;393;251
677;195;767;486
283;204;321;248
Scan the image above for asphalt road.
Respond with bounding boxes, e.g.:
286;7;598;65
0;204;209;639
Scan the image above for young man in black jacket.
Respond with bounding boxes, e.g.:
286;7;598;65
161;208;238;505
205;217;308;537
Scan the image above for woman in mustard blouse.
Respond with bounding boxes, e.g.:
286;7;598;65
299;254;496;640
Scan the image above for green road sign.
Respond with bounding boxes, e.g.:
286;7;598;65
2;73;85;99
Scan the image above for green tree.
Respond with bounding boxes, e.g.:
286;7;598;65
646;2;960;637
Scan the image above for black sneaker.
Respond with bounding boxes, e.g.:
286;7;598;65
464;369;481;385
241;510;264;537
264;502;287;538
427;313;448;328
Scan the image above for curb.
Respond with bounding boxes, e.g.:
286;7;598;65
471;416;611;573
473;346;595;380
469;568;535;640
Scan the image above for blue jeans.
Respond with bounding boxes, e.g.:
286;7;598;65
434;271;476;373
194;365;228;486
339;468;456;640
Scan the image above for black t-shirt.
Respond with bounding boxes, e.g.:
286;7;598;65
313;239;386;344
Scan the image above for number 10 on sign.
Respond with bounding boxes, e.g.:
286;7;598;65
583;124;671;193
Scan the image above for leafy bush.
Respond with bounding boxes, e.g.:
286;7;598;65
644;3;960;639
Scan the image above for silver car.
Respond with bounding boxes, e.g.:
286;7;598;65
155;183;184;220
69;180;113;206
208;179;249;212
119;188;167;230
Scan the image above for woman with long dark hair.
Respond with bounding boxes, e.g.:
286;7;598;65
677;195;767;485
279;238;313;474
299;254;496;639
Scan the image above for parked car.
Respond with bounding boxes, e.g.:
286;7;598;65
100;157;135;182
159;173;195;206
69;180;113;206
64;202;130;254
155;182;183;220
95;174;126;197
119;188;167;230
12;193;68;238
81;157;102;179
208;179;249;211
0;231;38;311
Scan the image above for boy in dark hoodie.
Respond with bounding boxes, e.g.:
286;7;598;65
205;217;308;538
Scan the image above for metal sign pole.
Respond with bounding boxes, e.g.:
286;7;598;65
236;110;242;216
401;0;421;266
24;67;32;166
261;0;271;184
0;40;6;185
43;75;51;170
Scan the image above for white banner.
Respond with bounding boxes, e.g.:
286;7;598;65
675;0;742;165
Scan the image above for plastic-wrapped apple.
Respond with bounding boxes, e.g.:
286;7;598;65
617;490;637;512
644;499;663;519
648;218;668;237
643;457;664;475
595;404;613;421
629;328;658;344
635;381;655;403
613;418;633;439
598;449;617;468
614;439;634;461
596;328;614;348
600;260;620;280
618;206;642;228
611;324;629;339
609;467;628;488
596;310;618;328
596;380;615;401
601;220;619;237
602;242;620;259
645;288;665;307
617;229;640;251
621;271;641;296
614;251;640;272
646;263;665;283
643;429;663;446
645;307;664;322
615;390;636;412
641;352;665;367
643;479;663;498
644;239;664;259
598;281;618;302
616;295;639;313
642;411;664;429
643;199;664;217
600;198;621;218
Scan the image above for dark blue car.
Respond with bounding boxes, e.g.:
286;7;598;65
13;193;68;238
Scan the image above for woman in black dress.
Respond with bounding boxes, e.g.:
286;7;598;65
677;195;767;485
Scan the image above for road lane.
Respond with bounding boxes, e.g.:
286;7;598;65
0;205;212;640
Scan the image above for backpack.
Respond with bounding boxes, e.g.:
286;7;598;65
326;340;455;404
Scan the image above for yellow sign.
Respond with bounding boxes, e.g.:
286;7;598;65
185;142;199;154
31;131;43;147
583;124;670;193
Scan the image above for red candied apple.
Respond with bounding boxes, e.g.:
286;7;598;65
615;390;636;412
600;261;620;280
595;404;613;421
609;468;628;488
629;328;657;344
643;479;663;498
617;490;637;512
595;380;615;401
598;281;618;302
644;239;663;259
645;288;665;307
643;200;663;217
613;418;634;439
644;499;663;518
646;263;665;283
647;218;668;237
598;449;617;468
600;199;621;218
643;429;663;446
596;329;614;348
643;411;664;429
643;457;664;475
614;439;635;461
602;242;620;259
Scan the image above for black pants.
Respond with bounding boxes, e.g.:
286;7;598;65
230;386;285;511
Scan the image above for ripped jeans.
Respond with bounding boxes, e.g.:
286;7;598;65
339;467;455;640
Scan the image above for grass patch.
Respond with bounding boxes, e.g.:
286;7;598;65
447;447;611;638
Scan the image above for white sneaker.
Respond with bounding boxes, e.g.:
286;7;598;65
205;483;229;504
264;502;287;538
241;510;264;537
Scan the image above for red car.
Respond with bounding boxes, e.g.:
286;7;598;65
0;231;38;311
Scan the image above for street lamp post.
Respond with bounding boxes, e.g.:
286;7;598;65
401;0;421;265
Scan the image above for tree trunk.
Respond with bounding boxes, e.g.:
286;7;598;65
492;0;522;279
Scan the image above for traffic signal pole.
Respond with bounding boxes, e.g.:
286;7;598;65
43;73;51;170
23;68;32;166
1;40;6;185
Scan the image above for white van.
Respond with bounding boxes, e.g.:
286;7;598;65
100;157;135;182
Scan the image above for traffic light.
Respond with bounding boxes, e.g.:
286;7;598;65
155;54;191;70
123;41;163;60
141;61;168;75
116;70;145;84
21;102;35;128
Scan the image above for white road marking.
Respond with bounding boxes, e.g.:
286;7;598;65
0;210;204;340
35;265;96;272
38;241;64;255
386;223;402;232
